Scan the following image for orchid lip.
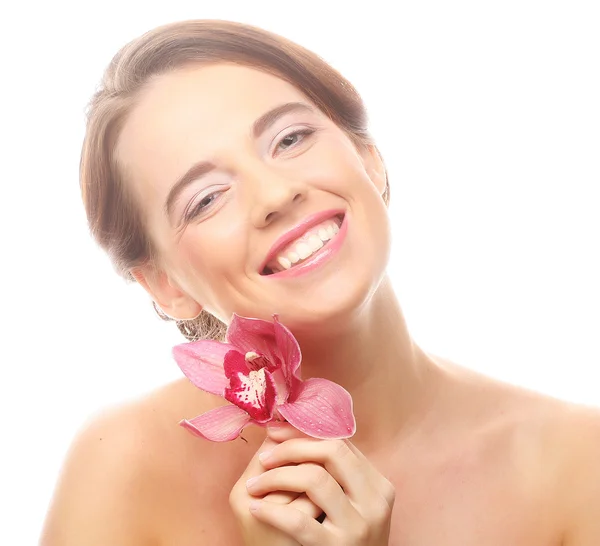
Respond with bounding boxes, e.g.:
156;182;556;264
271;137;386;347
260;211;346;276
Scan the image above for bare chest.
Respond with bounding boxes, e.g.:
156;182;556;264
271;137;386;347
156;442;561;546
383;450;560;546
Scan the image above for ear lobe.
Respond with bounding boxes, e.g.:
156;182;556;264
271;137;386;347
130;265;203;320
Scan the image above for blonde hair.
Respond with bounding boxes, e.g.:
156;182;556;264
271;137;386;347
80;20;389;342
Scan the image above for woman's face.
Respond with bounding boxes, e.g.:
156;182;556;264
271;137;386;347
117;63;391;333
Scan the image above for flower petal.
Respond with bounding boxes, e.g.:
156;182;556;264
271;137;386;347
270;367;290;406
273;315;302;382
223;348;250;378
226;314;281;369
173;341;238;395
180;405;252;442
224;351;276;422
278;378;356;440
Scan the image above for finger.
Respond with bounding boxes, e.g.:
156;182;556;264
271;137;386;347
263;490;300;505
260;438;395;513
256;487;322;522
250;500;326;546
262;433;395;517
230;435;282;514
282;492;323;520
266;422;310;442
247;463;357;525
236;435;280;482
344;441;395;507
259;438;366;501
344;438;368;461
258;487;321;524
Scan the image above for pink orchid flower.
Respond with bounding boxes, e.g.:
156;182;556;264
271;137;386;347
172;314;356;442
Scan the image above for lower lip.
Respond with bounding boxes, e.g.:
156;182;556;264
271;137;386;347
266;215;348;279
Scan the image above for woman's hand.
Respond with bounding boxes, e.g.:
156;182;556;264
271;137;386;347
229;432;322;546
246;424;395;546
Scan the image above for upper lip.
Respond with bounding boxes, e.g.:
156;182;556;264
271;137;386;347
260;209;345;273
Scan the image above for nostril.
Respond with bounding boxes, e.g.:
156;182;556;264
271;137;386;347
262;193;303;225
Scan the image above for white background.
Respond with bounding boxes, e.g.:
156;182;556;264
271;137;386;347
1;1;598;543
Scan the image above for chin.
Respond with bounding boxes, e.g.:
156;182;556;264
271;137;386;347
235;210;392;337
267;263;388;340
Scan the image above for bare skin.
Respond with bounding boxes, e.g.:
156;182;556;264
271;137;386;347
41;351;600;545
41;64;600;544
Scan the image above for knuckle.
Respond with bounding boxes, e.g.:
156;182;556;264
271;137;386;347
228;486;238;507
289;509;311;535
371;497;393;525
383;479;396;506
332;439;351;460
228;488;243;513
266;442;282;458
307;465;330;490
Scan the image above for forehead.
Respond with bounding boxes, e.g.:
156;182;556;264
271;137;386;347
118;64;312;162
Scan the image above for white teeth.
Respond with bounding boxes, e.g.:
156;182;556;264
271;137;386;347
308;235;324;252
265;216;344;274
277;256;292;270
318;228;330;241
296;242;312;260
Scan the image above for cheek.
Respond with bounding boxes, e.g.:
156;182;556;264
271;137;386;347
176;220;248;294
304;137;367;192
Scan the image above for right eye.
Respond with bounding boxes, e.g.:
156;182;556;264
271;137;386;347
185;191;221;221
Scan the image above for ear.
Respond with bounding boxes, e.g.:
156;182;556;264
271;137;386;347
359;144;387;197
130;265;203;320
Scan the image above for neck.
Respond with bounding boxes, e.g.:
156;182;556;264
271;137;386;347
296;276;441;451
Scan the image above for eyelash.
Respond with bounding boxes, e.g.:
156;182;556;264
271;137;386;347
184;191;222;222
274;127;315;154
184;128;315;221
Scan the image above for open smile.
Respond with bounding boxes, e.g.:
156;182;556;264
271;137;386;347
260;210;347;278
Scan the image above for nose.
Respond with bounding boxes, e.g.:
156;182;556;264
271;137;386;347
247;165;307;228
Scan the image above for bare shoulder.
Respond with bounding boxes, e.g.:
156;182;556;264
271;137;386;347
40;379;247;546
40;392;161;545
520;394;600;545
548;401;600;545
453;356;600;457
436;354;600;543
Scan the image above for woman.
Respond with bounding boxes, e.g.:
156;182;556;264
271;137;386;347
41;20;600;545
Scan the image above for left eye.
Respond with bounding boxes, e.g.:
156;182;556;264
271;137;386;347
275;128;314;153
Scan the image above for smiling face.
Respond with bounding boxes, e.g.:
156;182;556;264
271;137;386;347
117;63;391;334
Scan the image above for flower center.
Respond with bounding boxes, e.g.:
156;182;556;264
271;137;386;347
225;364;276;422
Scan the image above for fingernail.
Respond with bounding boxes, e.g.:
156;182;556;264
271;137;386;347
268;421;285;430
259;450;272;463
249;500;261;512
246;476;259;489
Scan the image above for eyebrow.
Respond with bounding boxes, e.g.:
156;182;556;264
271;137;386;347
164;101;316;221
